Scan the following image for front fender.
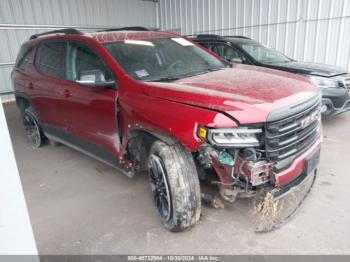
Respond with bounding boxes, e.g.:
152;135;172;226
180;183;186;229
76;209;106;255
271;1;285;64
120;92;237;152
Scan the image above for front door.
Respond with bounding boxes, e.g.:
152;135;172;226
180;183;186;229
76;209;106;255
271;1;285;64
62;41;120;158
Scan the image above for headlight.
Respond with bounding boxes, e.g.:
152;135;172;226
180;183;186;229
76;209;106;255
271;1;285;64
197;126;262;147
309;76;339;89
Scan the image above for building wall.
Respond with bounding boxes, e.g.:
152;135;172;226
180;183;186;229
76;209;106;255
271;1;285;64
159;0;350;71
0;0;158;94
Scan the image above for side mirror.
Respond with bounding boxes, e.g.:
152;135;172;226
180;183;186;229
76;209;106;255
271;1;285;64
76;69;115;88
229;57;243;64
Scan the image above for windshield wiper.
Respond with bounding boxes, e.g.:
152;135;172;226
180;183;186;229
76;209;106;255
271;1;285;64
147;76;180;82
147;67;225;82
175;67;223;78
260;59;291;64
207;67;225;72
270;60;291;64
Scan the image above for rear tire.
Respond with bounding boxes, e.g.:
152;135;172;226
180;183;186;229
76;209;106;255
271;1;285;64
23;107;46;148
148;140;201;232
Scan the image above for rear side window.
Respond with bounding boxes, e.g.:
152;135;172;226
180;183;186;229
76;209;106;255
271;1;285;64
35;42;66;79
15;47;33;70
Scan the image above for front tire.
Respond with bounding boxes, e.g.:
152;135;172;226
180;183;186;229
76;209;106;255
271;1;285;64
148;140;201;232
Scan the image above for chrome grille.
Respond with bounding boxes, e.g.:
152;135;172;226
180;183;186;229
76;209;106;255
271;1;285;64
265;96;321;162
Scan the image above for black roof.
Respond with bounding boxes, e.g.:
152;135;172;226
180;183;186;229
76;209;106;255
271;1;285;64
188;34;258;44
97;26;155;32
224;35;251;40
225;36;258;44
188;34;224;39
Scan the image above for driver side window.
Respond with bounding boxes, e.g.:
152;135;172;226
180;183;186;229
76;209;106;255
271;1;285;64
67;42;114;83
208;43;244;63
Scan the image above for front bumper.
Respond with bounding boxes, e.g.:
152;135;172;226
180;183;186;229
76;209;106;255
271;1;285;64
322;98;350;116
321;88;350;116
255;167;317;232
254;141;320;232
274;137;321;186
274;166;317;200
209;135;321;192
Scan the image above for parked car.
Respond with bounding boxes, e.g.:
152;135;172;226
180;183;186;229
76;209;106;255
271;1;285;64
191;34;350;116
12;28;322;232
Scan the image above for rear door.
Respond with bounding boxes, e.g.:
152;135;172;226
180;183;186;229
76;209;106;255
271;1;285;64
62;41;120;156
12;45;34;98
32;41;69;128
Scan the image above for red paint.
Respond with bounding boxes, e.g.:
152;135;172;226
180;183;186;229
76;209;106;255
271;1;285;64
12;31;321;187
275;138;322;186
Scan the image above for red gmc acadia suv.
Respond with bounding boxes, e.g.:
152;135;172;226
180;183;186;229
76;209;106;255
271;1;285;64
12;28;322;232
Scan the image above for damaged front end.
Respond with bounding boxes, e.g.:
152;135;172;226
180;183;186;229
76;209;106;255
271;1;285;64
196;114;321;231
196;125;274;202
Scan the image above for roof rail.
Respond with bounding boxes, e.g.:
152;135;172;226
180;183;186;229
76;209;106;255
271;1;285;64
224;35;252;40
29;28;83;40
98;26;153;32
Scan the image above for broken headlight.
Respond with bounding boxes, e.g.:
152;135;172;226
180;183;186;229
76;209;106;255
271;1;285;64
198;126;262;147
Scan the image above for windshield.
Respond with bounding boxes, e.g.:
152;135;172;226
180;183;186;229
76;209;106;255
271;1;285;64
104;38;228;82
239;43;292;64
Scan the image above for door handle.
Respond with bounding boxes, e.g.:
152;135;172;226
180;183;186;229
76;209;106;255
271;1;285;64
63;89;71;98
27;82;34;89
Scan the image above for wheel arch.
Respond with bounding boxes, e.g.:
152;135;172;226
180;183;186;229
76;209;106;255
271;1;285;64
126;128;185;172
15;93;36;115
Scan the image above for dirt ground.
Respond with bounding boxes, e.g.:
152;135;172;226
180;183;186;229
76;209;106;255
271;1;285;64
4;102;350;255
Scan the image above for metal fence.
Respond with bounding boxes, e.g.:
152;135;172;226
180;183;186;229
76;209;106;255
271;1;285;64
0;0;158;94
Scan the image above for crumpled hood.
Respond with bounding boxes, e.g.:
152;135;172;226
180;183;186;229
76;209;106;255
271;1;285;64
267;61;348;77
141;65;320;124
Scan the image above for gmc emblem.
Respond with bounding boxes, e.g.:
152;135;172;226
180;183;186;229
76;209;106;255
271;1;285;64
300;111;319;129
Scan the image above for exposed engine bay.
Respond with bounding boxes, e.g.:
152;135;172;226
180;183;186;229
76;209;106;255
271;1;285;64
197;145;275;201
196;145;317;232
